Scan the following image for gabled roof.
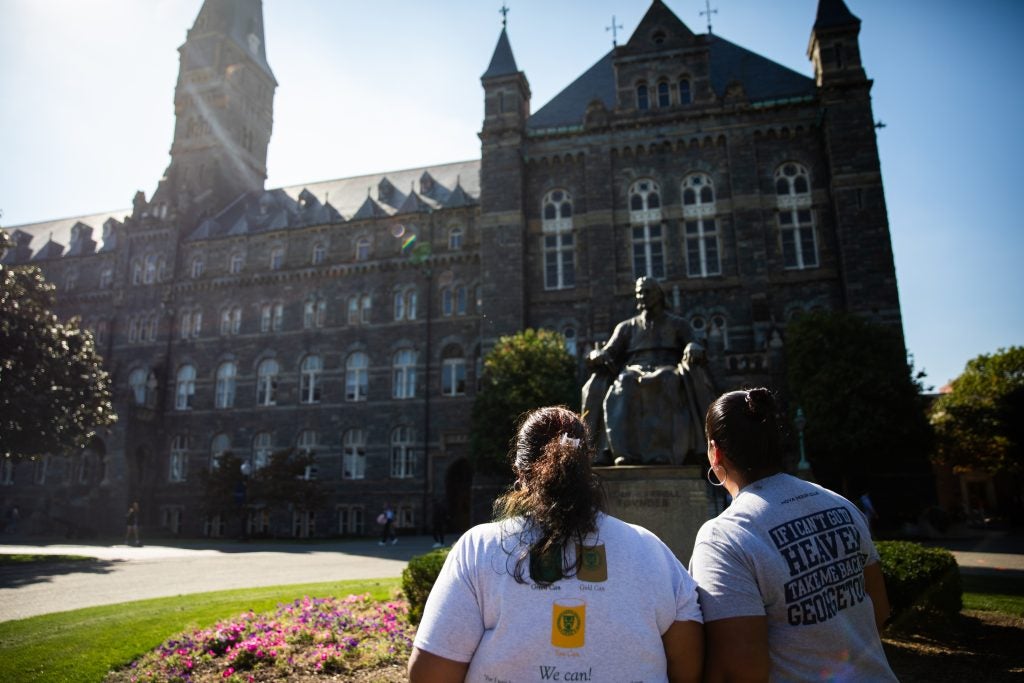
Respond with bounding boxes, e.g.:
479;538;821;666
397;190;433;214
527;35;815;131
617;0;697;56
814;0;861;31
351;195;391;221
443;181;477;209
1;209;129;261
31;238;65;261
482;28;519;79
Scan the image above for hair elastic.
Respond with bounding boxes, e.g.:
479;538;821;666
559;433;581;448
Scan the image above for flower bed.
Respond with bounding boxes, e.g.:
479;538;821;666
111;594;414;682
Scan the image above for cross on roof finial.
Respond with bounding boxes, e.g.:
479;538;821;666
606;15;624;47
499;3;509;29
701;0;718;34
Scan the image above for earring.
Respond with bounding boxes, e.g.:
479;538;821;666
707;465;728;488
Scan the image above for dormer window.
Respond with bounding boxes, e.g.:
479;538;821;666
355;237;371;261
652;30;666;45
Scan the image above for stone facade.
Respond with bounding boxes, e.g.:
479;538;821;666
0;0;899;540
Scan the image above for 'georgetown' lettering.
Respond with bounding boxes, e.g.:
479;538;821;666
769;507;868;626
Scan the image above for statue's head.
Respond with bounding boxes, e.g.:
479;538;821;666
635;277;665;312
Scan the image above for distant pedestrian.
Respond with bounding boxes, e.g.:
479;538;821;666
431;498;447;548
858;490;879;536
378;503;396;546
125;501;141;546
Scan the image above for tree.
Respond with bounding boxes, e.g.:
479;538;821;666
931;346;1024;474
785;311;933;502
0;230;116;460
247;448;326;515
470;328;577;476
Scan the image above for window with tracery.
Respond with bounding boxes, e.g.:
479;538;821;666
682;173;721;277
629;179;665;279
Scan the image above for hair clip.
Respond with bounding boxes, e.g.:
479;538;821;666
559;433;581;448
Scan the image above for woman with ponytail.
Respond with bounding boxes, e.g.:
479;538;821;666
690;389;896;682
410;406;704;682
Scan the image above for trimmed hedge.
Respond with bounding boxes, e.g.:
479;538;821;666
876;540;962;621
401;548;450;625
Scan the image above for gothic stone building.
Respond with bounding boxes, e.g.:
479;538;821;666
1;0;900;539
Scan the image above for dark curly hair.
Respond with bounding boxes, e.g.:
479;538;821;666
705;388;784;478
494;406;606;585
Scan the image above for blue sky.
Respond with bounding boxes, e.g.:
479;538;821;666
1;0;1021;388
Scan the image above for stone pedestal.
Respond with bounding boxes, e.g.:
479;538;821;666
596;465;717;566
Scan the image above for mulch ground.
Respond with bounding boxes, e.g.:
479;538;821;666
883;609;1024;682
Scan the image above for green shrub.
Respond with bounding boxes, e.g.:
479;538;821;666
876;540;962;621
402;548;451;625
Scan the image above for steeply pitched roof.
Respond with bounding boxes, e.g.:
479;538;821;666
708;35;816;102
189;0;276;84
527;35;815;131
482;28;519;79
528;52;615;130
618;0;697;56
813;0;861;30
1;209;129;260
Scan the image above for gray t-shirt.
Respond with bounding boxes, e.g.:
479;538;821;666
690;473;896;682
415;512;703;682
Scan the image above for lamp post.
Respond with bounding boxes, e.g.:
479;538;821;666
236;460;251;540
794;407;811;478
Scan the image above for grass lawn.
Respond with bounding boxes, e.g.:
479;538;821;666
0;578;400;683
962;573;1024;617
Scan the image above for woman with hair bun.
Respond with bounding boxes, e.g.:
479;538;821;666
690;389;896;682
409;406;704;683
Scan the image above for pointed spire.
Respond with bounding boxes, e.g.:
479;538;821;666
191;0;276;82
813;0;860;30
483;28;519;79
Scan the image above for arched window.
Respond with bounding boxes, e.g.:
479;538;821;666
629;179;665;279
190;257;204;279
456;285;467;316
390;426;415;479
169;436;188;482
253;432;272;470
347;296;360;325
175;365;196;410
682;173;721;277
215;361;237;409
346;352;369;401
775;163;818;269
300;355;322;404
542;189;575;290
143;254;158;284
229;252;244;274
355;236;371;261
636;83;650;110
269;246;284;270
690;316;707;341
342;429;366;480
394;286;417;321
129;368;148;406
210;434;231;470
303;299;326;329
657;81;670;107
441;287;453;316
393;349;417;399
678;78;692;105
361;294;372;324
448;227;464;250
311;242;326;265
220;307;241;335
256;358;279;406
441;345;466;397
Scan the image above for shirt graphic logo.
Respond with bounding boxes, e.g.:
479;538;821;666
550;598;586;648
768;506;868;626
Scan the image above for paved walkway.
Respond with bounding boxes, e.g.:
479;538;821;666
0;536;442;622
2;531;1022;623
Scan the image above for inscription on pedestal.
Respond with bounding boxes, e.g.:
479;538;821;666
597;466;714;565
